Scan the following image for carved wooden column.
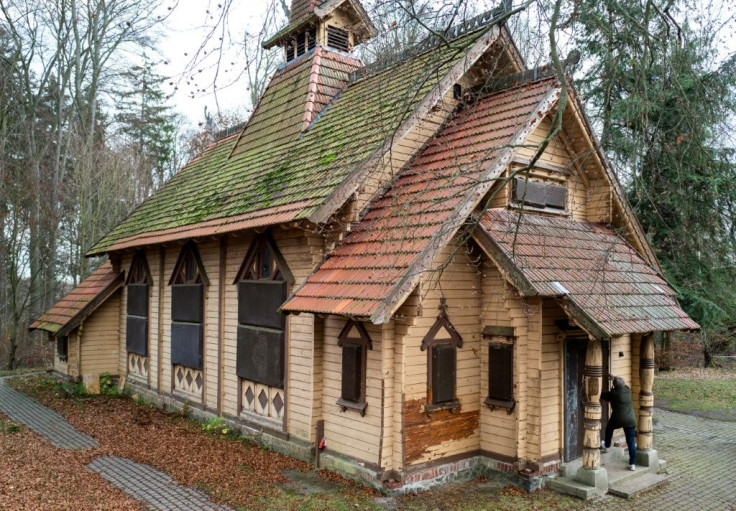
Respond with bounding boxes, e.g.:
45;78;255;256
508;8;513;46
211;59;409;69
638;334;655;451
582;338;603;470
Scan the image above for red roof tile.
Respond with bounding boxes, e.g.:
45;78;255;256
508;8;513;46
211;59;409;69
282;79;561;321
475;210;699;337
30;261;123;336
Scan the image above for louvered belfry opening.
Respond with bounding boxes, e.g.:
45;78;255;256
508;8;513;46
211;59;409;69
327;25;350;52
170;243;206;372
235;236;288;390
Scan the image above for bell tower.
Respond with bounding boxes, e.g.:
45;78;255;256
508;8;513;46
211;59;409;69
263;0;376;62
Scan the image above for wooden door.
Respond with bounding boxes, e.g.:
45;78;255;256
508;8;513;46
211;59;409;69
564;338;587;462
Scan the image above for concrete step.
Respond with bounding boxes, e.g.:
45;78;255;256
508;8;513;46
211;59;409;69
546;477;599;500
608;472;669;499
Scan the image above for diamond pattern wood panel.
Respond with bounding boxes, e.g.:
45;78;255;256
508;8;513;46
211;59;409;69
127;353;149;382
240;379;285;422
173;364;203;399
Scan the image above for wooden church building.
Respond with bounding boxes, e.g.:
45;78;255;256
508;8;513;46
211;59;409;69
32;0;697;495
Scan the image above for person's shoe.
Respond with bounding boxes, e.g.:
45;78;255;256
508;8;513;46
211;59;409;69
628;464;636;471
600;446;608;453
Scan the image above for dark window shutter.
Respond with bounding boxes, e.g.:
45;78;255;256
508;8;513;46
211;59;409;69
171;323;203;369
307;26;317;51
432;344;456;404
236;325;284;388
545;182;567;209
127;284;149;316
514;178;547;207
489;343;513;401
341;343;362;403
238;281;287;329
126;316;148;356
171;284;203;323
286;42;295;61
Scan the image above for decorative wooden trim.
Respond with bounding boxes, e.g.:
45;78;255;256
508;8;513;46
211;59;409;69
337;320;373;349
168;241;209;286
484;396;515;412
233;232;294;284
511;156;572;175
424;399;461;413
337;320;372;411
125;250;153;285
482;325;514;337
420;303;463;351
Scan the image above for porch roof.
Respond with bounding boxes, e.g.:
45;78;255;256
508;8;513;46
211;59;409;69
29;261;123;337
474;209;699;338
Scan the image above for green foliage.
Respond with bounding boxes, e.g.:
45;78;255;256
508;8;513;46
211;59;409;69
575;0;736;360
4;423;20;433
98;372;119;396
201;416;239;438
55;381;87;398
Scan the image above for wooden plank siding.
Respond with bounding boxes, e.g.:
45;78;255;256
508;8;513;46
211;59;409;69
79;291;121;393
393;241;482;467
322;317;384;464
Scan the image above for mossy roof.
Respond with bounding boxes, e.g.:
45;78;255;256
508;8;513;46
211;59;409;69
88;33;484;255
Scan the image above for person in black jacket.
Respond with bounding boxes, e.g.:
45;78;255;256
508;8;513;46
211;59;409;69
600;375;637;471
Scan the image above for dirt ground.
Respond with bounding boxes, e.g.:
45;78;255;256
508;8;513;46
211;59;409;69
3;369;733;510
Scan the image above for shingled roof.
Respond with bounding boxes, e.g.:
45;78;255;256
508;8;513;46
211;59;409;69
30;261;123;337
88;26;499;255
474;210;699;337
282;78;561;322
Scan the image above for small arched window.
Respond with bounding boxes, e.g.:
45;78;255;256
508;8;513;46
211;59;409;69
234;235;292;389
126;251;151;357
169;242;208;370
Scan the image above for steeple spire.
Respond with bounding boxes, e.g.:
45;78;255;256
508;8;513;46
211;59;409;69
263;0;375;62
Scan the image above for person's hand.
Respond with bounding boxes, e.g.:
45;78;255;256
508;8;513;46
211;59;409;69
608;375;613;381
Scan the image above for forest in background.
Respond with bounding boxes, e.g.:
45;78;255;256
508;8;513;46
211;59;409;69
1;0;734;369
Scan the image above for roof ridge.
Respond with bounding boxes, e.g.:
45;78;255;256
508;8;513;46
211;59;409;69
350;4;511;83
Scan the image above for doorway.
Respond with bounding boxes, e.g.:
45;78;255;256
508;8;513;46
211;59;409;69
563;337;609;462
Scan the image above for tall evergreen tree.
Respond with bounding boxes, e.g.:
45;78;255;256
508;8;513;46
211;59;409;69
574;0;736;363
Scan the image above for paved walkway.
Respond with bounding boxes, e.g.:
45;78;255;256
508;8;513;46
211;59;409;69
0;378;97;449
0;377;232;511
589;408;736;510
88;456;233;511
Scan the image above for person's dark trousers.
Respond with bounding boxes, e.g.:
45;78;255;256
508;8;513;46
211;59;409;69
604;422;637;465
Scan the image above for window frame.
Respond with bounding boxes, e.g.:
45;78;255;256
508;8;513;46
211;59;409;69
510;176;569;214
233;235;292;390
169;242;207;371
421;304;463;412
336;320;372;416
485;339;515;412
126;251;151;357
57;335;68;362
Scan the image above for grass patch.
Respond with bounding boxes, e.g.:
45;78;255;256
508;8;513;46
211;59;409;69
654;375;736;413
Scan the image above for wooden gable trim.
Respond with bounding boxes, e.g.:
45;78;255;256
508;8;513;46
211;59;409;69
125;250;153;286
233;232;294;284
56;272;124;339
337;319;373;349
369;86;561;325
315;0;378;38
168;241;209;287
564;91;660;271
307;24;503;226
556;295;610;341
471;225;538;297
420;305;463;351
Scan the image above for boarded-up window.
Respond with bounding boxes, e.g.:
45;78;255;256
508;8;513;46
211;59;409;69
169;243;207;370
234;236;291;389
336;321;372;414
327;25;349;52
513;177;567;210
486;342;515;409
126;252;151;357
57;335;68;362
421;303;463;409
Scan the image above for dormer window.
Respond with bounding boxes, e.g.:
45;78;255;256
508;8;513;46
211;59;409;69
285;26;318;62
